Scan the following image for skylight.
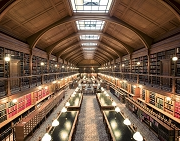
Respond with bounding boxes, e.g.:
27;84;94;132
82;43;97;46
76;20;105;30
71;0;112;13
80;35;99;40
83;47;96;50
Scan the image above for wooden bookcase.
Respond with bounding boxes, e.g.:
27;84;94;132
15;91;65;141
149;91;156;106
0;103;7;123
164;98;174;116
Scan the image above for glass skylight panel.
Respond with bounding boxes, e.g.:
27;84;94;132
76;20;104;30
82;43;97;46
82;47;96;50
71;0;112;13
80;35;99;40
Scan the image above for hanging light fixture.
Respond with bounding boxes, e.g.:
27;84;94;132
123;118;131;125
133;131;143;141
52;119;59;127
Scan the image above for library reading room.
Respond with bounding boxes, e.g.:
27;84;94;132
1;0;180;141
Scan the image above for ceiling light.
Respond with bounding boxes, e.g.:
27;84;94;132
112;101;116;106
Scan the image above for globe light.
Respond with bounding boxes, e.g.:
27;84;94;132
4;56;10;62
41;133;51;141
137;62;140;65
12;99;17;103
115;107;120;113
61;107;67;113
41;62;44;66
172;56;178;61
123;118;131;125
112;101;116;106
52;119;59;127
65;102;70;106
133;131;143;141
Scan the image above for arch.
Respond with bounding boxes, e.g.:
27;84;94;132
67;52;83;62
26;14;153;51
45;31;131;56
56;42;80;57
63;48;82;60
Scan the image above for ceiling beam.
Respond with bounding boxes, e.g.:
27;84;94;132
26;14;153;51
94;52;110;62
55;42;80;57
94;54;107;64
67;52;83;62
61;47;82;59
62;48;82;60
45;31;131;56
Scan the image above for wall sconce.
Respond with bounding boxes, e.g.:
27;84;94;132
133;85;137;88
55;64;57;67
52;81;57;84
12;99;17;103
41;62;44;66
166;97;171;101
122;64;125;67
137;62;140;65
4;56;10;62
62;65;64;68
172;56;178;61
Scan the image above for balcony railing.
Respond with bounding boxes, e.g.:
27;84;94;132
99;71;180;94
0;71;78;97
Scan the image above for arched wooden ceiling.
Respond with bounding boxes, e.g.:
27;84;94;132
0;0;180;67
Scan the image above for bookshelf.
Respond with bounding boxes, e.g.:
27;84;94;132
164;97;174;116
149;91;155;106
0;47;4;77
122;59;130;73
0;103;7;123
15;91;65;141
155;94;164;110
142;89;146;100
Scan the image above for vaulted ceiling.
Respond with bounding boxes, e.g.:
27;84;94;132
0;0;180;67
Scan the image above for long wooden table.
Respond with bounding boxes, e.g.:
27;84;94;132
48;111;79;141
67;93;83;111
103;110;135;141
96;93;114;110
